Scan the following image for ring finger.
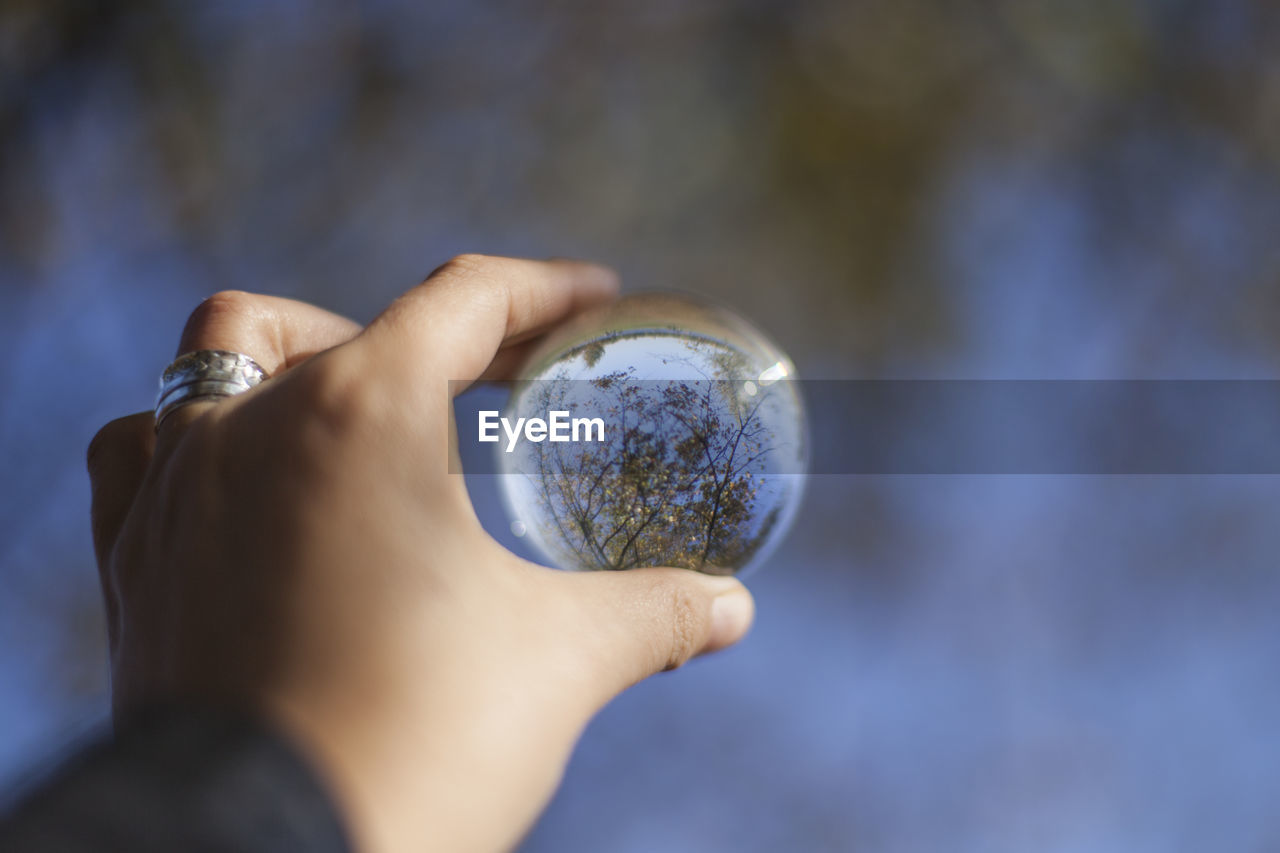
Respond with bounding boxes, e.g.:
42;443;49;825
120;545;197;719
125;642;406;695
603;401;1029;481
155;290;363;440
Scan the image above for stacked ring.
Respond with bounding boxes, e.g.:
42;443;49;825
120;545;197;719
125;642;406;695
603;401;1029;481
155;350;269;429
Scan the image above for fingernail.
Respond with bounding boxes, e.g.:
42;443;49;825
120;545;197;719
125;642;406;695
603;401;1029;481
707;587;755;652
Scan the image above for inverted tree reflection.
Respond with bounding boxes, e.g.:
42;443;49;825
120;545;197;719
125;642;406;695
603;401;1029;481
507;333;797;574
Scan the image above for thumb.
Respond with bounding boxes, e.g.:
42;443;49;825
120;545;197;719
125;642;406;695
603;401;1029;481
554;567;755;706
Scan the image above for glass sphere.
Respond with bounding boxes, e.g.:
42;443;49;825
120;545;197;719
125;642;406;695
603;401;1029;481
498;293;807;576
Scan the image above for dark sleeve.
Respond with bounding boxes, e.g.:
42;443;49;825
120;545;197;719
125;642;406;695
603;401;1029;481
0;707;352;853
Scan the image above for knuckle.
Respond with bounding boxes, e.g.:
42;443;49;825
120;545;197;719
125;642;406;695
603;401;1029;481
660;581;705;671
86;415;139;473
200;289;259;314
86;422;115;471
405;256;513;341
181;290;261;347
431;253;494;282
431;255;510;311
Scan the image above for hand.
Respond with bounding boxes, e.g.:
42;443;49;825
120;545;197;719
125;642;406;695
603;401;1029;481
87;255;756;853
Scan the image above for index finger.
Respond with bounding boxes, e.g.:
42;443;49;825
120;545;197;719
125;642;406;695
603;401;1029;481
361;255;619;392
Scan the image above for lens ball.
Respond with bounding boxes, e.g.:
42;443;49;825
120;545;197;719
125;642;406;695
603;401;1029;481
498;293;807;576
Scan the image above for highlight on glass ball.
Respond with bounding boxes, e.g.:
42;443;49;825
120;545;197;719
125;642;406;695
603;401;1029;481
498;293;808;576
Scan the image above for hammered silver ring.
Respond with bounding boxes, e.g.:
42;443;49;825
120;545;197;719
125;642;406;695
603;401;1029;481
155;350;268;429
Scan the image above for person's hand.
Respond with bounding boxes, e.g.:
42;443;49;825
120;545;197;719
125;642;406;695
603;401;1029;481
86;255;756;853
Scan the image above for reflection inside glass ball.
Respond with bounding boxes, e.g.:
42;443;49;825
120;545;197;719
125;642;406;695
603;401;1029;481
499;294;807;576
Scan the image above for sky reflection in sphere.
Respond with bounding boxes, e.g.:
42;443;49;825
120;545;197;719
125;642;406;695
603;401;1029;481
499;294;807;576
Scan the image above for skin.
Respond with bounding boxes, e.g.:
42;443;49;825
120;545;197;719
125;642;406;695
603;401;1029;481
86;255;756;853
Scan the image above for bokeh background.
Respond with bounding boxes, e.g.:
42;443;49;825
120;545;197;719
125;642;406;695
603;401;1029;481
3;1;1280;850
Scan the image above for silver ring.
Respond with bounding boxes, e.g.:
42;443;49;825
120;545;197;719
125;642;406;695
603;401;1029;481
155;350;268;429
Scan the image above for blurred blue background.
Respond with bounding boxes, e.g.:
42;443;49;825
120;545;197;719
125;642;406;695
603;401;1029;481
3;1;1280;850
